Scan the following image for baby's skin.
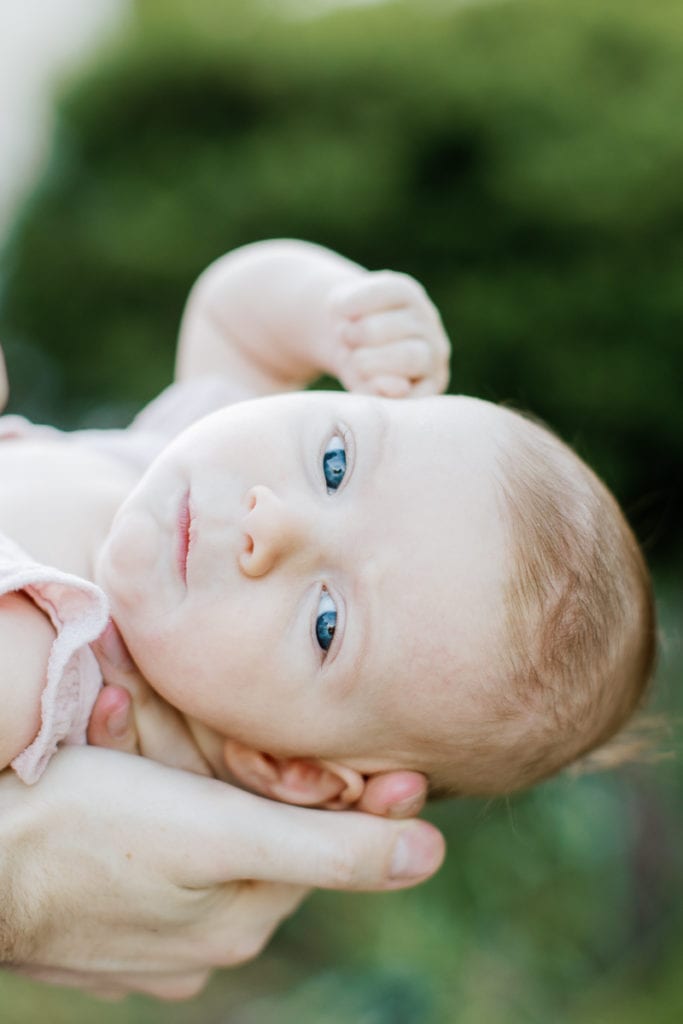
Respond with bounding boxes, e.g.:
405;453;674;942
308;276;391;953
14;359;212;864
1;240;460;806
95;241;502;808
3;238;652;809
96;389;509;807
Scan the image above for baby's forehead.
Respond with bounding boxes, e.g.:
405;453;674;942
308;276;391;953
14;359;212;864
387;393;511;453
351;395;511;713
375;394;510;510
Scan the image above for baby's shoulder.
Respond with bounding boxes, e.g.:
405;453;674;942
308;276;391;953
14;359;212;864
0;422;136;578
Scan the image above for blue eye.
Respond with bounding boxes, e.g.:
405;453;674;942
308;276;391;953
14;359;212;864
323;434;346;492
316;589;337;653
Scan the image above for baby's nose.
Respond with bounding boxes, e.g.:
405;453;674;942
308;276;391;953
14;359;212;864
239;484;309;577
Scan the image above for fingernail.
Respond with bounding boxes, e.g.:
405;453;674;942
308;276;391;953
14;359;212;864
389;822;444;881
107;704;130;740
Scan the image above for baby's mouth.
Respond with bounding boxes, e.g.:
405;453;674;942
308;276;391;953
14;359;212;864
177;490;192;584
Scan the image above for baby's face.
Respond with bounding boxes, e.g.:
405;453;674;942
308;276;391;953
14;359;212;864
97;391;510;774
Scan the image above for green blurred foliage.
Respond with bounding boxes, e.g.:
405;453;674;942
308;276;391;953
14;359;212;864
0;1;682;1022
0;0;681;556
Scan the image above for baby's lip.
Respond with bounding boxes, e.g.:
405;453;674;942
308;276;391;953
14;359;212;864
177;489;192;584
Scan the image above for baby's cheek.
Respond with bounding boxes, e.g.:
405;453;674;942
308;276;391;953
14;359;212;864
138;625;221;718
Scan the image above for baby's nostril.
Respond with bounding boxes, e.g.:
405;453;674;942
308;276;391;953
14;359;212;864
248;493;257;511
244;534;254;555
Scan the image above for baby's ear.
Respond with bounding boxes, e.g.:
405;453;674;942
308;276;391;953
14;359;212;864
223;739;365;809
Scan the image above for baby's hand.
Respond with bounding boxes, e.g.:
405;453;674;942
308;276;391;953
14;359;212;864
328;271;451;398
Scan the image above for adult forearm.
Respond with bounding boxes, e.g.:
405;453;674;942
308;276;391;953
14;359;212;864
0;771;47;965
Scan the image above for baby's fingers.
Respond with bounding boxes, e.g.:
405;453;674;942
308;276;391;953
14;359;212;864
349;339;433;386
330;271;427;320
367;376;412;399
340;308;425;349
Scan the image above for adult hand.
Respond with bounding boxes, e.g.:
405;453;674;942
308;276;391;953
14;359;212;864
2;748;443;1000
88;622;430;819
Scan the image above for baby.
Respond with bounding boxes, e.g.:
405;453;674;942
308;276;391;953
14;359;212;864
0;240;655;803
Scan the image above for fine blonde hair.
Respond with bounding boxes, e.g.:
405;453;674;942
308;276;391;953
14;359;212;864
430;409;656;797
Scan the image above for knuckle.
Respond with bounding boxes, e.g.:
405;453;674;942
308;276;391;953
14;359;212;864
373;269;400;287
325;844;357;888
374;270;420;301
344;318;364;345
382;269;412;287
397;273;427;301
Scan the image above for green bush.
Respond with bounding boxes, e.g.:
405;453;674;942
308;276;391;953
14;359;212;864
1;0;681;559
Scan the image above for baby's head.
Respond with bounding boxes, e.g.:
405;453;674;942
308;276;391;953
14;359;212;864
427;403;655;797
98;390;655;805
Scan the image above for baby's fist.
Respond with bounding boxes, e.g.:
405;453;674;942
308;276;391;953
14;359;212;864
328;271;450;398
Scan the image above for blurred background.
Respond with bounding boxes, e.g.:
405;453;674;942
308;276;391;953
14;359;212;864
0;0;681;1020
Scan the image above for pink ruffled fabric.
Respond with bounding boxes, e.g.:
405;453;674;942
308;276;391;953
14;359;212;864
0;532;109;784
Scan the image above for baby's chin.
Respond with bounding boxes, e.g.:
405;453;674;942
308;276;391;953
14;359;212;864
94;502;158;619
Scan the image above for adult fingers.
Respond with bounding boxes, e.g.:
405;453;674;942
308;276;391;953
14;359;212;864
185;882;309;970
15;965;211;1001
178;785;445;891
87;684;140;754
109;970;210;1002
356;770;428;818
41;749;444;894
87;684;212;778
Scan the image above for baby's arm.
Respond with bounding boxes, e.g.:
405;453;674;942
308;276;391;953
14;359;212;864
176;240;450;399
0;594;54;771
